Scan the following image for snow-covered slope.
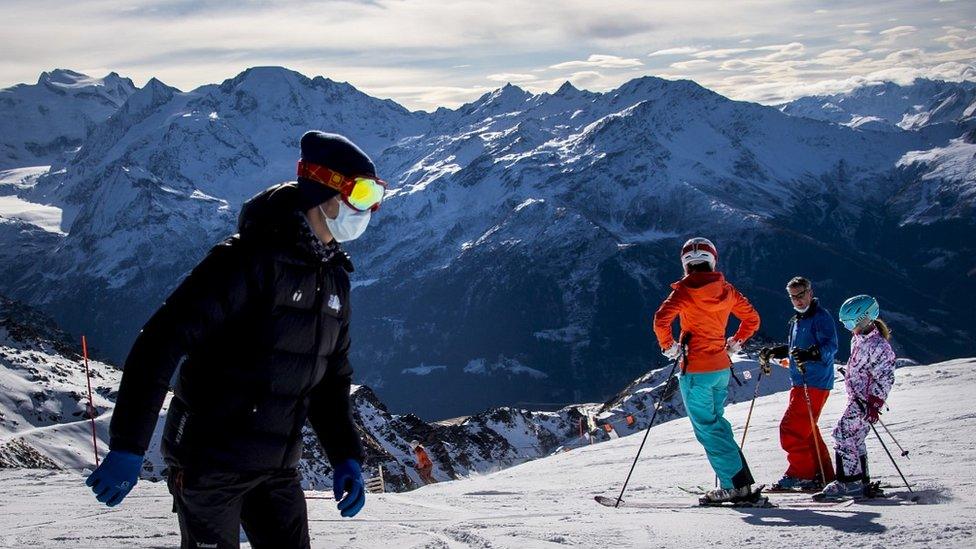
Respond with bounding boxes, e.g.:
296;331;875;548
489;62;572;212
1;358;971;547
0;69;136;170
0;295;121;468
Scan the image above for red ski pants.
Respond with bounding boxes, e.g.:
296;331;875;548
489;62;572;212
780;386;835;482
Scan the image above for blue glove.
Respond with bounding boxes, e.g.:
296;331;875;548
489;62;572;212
85;450;143;507
332;458;365;518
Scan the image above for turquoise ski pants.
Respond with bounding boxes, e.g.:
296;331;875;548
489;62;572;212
678;369;746;489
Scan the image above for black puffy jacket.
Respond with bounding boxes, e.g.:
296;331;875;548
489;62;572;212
110;183;365;471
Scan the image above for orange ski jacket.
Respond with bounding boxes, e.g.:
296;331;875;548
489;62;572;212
653;272;760;373
414;446;433;469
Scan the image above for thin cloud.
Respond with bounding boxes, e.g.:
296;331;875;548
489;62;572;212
879;25;918;40
549;54;643;70
671;59;711;70
361;84;495;112
884;49;925;63
720;59;753;71
486;73;537;83
693;48;751;59
568;71;603;86
818;49;864;57
757;42;806;61
648;46;701;57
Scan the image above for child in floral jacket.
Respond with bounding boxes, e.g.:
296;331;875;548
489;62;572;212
817;295;896;500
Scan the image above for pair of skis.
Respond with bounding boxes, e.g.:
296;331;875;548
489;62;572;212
595;493;851;511
596;483;917;510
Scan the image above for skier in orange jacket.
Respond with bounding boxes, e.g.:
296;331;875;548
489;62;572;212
411;440;436;485
653;237;762;505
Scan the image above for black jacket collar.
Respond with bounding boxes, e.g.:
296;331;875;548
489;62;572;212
792;297;820;321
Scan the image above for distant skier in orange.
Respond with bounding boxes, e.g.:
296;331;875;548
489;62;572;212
411;440;436;485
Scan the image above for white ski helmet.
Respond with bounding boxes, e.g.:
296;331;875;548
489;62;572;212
680;237;718;272
409;440;421;450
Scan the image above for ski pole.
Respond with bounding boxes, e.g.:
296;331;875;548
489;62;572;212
868;421;914;494
799;369;828;485
878;418;909;458
839;368;909;459
739;362;766;450
613;333;690;507
81;335;99;467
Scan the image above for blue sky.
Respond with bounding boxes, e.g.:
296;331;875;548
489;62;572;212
2;0;974;111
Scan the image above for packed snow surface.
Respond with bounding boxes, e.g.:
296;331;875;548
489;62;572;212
1;358;974;547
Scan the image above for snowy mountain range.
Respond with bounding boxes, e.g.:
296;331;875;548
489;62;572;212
0;69;136;170
779;78;976;131
1;67;974;420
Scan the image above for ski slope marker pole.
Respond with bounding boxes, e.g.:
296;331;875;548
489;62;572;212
82;335;99;467
613;334;689;508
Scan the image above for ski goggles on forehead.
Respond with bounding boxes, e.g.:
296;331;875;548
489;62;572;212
297;160;387;212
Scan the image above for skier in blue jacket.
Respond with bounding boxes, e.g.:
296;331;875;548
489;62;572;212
760;276;838;490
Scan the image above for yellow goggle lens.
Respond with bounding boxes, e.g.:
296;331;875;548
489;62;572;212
348;178;385;210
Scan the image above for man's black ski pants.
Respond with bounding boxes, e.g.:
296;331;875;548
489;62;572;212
167;467;310;549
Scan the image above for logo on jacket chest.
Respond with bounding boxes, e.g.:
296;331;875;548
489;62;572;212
292;289;304;302
328;294;341;313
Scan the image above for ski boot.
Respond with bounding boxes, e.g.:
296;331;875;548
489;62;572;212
699;485;768;507
770;476;822;492
862;480;886;498
813;480;863;501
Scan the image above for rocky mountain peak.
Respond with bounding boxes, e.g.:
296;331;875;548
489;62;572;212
37;69;89;86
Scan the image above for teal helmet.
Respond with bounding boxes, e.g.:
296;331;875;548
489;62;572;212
839;294;880;331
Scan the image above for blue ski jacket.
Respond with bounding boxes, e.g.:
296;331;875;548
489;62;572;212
787;299;838;390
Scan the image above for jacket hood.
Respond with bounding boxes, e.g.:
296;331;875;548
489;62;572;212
238;182;304;242
237;182;354;272
673;271;731;312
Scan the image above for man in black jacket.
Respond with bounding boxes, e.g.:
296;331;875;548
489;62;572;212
85;131;386;548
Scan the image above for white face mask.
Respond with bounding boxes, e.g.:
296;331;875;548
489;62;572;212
320;202;370;242
794;304;810;313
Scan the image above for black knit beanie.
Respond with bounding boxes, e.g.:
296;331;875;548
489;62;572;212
296;131;376;210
